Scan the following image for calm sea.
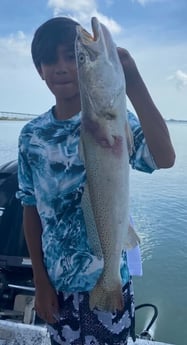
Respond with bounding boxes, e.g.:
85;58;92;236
0;120;186;345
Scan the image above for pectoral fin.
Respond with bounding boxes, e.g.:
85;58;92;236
125;121;134;157
78;136;85;163
124;224;141;249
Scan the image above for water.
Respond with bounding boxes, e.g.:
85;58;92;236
0;120;186;345
0;120;28;163
130;123;187;345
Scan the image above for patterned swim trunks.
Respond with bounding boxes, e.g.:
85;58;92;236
47;280;135;345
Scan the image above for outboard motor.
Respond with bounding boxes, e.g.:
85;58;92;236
0;160;34;322
0;160;29;266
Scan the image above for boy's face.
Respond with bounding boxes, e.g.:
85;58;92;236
38;45;80;101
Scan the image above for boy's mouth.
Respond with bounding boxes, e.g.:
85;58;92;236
54;80;72;85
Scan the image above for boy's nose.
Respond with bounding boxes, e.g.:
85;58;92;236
55;56;68;74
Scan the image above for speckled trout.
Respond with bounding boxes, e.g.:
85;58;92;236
75;17;137;312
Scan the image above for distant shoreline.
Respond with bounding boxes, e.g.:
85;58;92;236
0;111;37;121
0;117;35;121
165;119;187;123
0;116;187;123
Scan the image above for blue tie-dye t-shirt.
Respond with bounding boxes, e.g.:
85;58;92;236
17;107;157;292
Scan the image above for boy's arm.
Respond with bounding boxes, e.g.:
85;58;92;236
23;205;47;284
23;205;59;324
127;110;157;173
17;130;59;323
117;48;176;169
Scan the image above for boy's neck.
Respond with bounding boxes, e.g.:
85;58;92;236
54;98;81;120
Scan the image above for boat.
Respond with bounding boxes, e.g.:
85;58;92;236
0;160;175;345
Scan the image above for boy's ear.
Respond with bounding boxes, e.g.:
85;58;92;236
37;66;45;80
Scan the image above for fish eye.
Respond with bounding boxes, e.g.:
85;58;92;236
78;53;85;64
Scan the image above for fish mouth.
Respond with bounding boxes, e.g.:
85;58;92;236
76;17;99;45
91;17;100;41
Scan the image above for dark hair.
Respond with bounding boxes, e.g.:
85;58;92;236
31;17;79;69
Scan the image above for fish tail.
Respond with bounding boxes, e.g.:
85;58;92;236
89;278;124;313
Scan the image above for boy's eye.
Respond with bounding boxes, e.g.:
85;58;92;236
66;52;75;60
42;54;58;65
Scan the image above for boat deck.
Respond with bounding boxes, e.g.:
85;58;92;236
128;338;174;345
0;320;174;345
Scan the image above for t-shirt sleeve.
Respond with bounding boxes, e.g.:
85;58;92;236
16;130;36;206
127;110;158;173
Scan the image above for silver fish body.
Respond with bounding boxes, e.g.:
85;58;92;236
75;17;133;312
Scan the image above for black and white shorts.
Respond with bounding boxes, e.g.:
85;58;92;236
47;280;135;345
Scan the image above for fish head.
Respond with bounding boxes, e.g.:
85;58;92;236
75;17;126;118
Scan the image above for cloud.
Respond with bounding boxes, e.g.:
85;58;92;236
167;70;187;90
1;31;29;55
48;0;96;14
47;0;122;34
0;31;30;70
104;0;115;6
132;0;168;5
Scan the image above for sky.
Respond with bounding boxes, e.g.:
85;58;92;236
0;0;187;120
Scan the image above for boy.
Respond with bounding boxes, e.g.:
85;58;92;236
17;17;175;345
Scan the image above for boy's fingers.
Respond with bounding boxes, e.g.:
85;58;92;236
35;301;59;324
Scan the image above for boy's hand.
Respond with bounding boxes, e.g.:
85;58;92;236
117;47;142;97
34;281;59;324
